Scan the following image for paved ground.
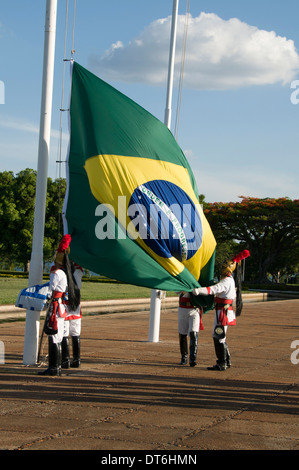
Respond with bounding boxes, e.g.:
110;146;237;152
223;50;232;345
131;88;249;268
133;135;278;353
0;298;299;452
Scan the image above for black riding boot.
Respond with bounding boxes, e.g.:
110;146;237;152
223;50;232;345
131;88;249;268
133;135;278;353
179;334;188;365
207;338;227;371
61;336;70;369
71;335;81;368
189;331;198;367
38;338;62;376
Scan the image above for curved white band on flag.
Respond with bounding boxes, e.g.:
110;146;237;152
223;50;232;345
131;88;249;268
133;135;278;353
138;184;188;260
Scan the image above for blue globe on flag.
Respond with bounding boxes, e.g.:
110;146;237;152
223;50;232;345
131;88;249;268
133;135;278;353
128;180;203;262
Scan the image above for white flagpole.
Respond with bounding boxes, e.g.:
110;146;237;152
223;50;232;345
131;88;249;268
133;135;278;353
148;0;179;342
23;0;57;365
164;0;179;129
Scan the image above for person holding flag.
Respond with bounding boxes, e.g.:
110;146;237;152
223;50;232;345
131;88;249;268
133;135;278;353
39;235;80;376
192;250;250;371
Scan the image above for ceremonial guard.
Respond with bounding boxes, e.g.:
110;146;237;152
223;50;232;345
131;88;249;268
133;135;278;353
39;234;80;376
177;291;204;367
61;263;83;369
193;250;250;371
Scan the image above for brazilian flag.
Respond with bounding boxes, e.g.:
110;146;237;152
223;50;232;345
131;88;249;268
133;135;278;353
63;62;216;292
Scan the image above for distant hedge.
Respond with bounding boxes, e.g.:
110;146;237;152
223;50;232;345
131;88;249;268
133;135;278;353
0;270;122;284
243;282;299;292
1;271;298;291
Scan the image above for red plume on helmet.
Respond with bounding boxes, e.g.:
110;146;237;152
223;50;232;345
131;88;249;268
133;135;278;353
232;249;250;264
57;234;71;253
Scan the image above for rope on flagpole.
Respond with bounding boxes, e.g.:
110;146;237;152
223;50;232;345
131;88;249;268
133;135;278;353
56;0;77;241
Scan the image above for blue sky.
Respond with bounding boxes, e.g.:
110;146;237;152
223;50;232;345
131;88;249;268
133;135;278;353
1;0;299;202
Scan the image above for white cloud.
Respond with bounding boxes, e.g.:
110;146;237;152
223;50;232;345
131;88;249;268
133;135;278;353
0;116;69;178
193;165;298;203
89;12;299;90
0;115;69;141
0;116;39;134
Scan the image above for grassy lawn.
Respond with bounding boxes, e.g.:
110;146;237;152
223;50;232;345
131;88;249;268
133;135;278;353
0;277;154;305
2;276;297;306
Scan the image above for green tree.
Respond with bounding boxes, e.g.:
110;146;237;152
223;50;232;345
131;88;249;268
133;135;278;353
45;176;66;263
0;171;19;267
0;169;66;271
199;194;239;277
268;239;299;282
204;196;299;283
13;169;37;271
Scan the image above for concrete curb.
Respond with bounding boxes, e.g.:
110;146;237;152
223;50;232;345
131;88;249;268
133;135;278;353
0;292;281;321
1;296;177;320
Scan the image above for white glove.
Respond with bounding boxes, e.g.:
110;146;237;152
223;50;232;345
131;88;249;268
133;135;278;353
192;287;209;296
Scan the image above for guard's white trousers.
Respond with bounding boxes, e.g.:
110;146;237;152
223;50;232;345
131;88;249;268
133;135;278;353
178;307;199;335
63;318;81;337
52;317;65;344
